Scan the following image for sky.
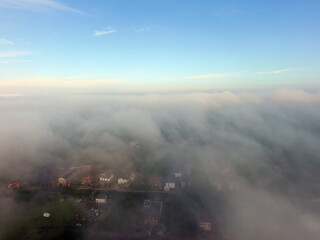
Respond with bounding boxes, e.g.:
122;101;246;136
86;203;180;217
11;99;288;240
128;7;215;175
0;0;319;93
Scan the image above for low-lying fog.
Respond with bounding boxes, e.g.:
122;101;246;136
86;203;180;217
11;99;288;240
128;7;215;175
1;88;320;240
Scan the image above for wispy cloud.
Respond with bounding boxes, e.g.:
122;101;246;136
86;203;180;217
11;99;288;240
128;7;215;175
133;27;152;33
257;68;301;75
0;38;14;45
0;0;85;14
187;72;242;79
93;27;117;36
0;51;30;58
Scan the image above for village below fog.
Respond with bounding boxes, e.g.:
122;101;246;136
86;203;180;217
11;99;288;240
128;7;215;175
1;141;242;240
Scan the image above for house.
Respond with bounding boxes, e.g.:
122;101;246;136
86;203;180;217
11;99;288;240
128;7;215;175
99;173;114;183
199;221;212;231
164;182;175;191
163;174;176;191
208;167;239;192
174;172;182;178
95;194;107;204
199;214;213;232
58;167;79;185
8;182;21;190
118;177;129;184
82;175;93;184
130;172;136;181
58;177;67;186
148;177;161;187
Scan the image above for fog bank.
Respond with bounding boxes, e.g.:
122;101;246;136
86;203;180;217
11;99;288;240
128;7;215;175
1;88;320;239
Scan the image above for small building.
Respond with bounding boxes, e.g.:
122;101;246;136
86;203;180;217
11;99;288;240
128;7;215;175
199;221;212;231
100;173;114;183
58;168;79;186
130;172;136;181
95;194;107;204
148;177;161;187
118;177;129;184
174;172;182;178
82;175;93;184
8;182;21;190
43;212;51;218
164;182;175;191
164;174;176;191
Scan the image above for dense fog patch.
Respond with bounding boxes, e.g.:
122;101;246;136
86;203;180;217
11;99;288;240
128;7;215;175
1;89;320;239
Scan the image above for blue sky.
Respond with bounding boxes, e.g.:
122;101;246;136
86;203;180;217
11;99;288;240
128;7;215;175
0;0;319;93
